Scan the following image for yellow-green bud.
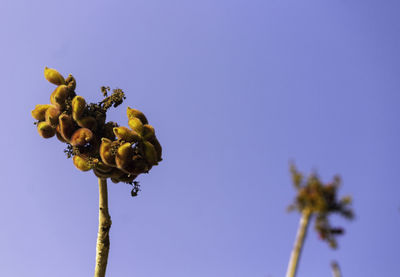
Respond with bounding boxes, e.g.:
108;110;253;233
127;107;148;124
70;128;93;146
149;137;162;162
45;105;61;127
50;85;68;108
58;114;75;141
99;138;117;167
128;117;144;135
116;142;135;173
73;155;92;171
113;126;140;142
55;126;68;143
37;121;56;138
143;124;155;140
93;161;114;178
72;95;86;121
44;67;66;86
77;116;97;130
143;141;158;166
65;74;76;91
132;155;148;174
31;104;52;121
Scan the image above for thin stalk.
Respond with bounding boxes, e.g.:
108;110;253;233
286;208;312;277
331;261;342;277
94;178;112;277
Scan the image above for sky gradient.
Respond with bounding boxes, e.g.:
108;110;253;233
1;0;400;276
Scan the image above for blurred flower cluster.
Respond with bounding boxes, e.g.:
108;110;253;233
288;164;354;248
31;67;162;190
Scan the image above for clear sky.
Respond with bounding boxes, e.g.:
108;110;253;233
1;0;399;276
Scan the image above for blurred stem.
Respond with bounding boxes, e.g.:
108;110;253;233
331;261;342;277
94;178;112;277
286;208;312;277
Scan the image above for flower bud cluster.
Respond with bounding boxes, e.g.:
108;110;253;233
288;164;353;248
32;67;162;186
97;107;162;183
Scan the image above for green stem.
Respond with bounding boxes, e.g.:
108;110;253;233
286;209;312;277
94;178;112;277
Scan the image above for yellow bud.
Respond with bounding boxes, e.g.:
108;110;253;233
111;178;120;183
113;126;140;142
70;128;93;146
77;116;97;130
31;104;52;121
93;162;114;178
58;114;75;141
55;126;68;143
99;138;117;166
131;155;148;174
110;168;127;179
37;121;56;138
143;141;158;166
128;117;144;135
143;124;155;140
73;155;92;171
45;105;61;127
65;74;76;91
44;67;66;86
127;107;148;124
149;137;162;162
50;85;68;108
115;142;135;173
72;95;86;121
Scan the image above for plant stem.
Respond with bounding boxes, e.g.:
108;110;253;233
331;261;342;277
94;178;112;277
286;208;312;277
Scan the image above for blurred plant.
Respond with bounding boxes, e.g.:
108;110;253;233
285;164;353;277
331;261;342;277
31;67;162;277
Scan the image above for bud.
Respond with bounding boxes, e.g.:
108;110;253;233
113;126;140;142
73;155;92;171
44;67;66;85
115;142;135;173
99;138;117;166
110;168;127;179
93;161;114;178
132;155;148;174
65;74;76;91
50;85;68;108
45;105;61;127
128;117;144;135
37;121;56;138
77;116;97;130
111;178;120;184
31;104;52;121
149;137;162;162
55;126;68;143
143;141;158;166
70;128;93;146
127;107;148;124
93;168;111;178
72;95;86;121
96;161;114;173
143;124;155;140
58;114;75;141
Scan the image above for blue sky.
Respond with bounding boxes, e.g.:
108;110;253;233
1;0;399;276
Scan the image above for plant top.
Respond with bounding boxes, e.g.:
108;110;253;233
31;67;162;196
288;164;354;248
